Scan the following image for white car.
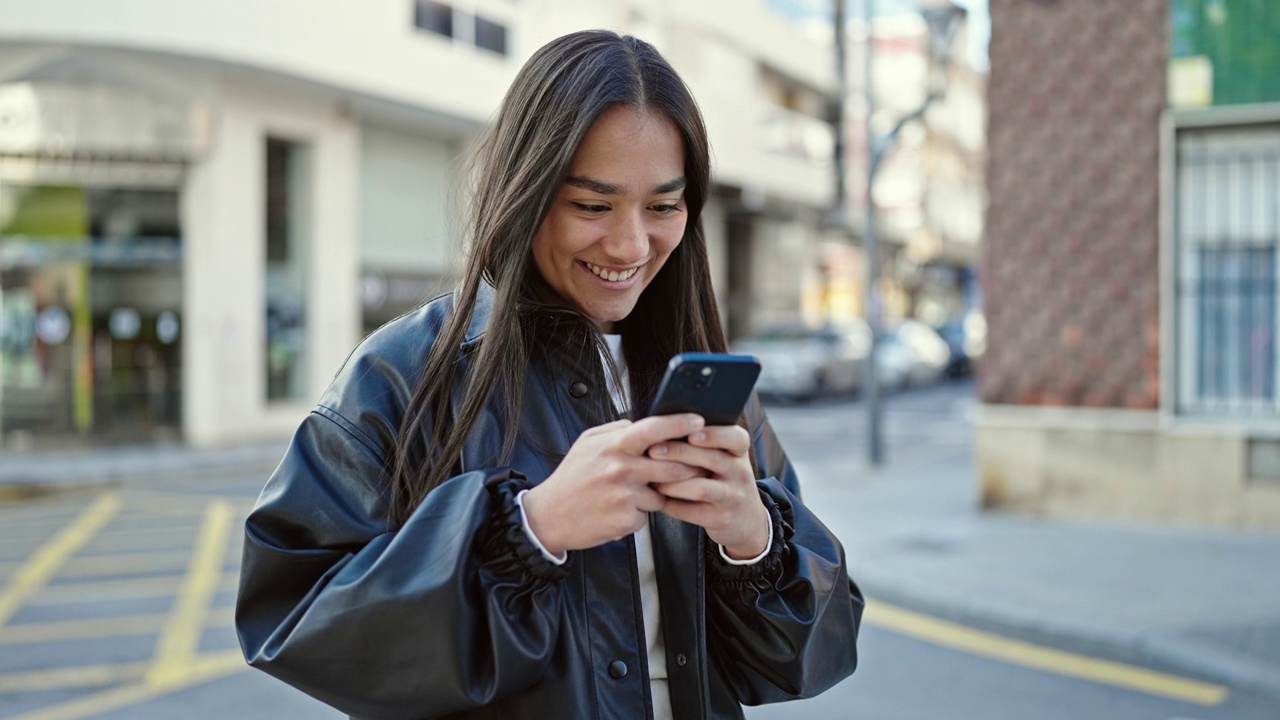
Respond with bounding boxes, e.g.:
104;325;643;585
732;321;872;401
882;319;951;388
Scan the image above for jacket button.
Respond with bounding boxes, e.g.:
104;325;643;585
608;660;628;679
568;381;589;398
676;653;687;667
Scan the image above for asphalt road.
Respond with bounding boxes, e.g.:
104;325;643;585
750;380;1280;720
2;379;1278;719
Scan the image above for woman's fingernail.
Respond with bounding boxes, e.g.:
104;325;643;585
691;431;707;443
689;415;705;431
651;444;668;456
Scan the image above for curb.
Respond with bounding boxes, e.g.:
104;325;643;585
0;442;287;496
857;570;1280;702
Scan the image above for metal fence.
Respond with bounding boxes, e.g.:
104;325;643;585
1175;124;1280;417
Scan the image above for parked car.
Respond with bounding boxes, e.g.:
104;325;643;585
935;310;987;377
731;320;872;401
872;332;913;393
881;319;950;388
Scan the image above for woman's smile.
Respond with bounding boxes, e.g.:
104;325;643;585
581;260;643;286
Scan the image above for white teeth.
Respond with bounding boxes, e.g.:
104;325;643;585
586;262;637;282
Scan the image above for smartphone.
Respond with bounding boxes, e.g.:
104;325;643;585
648;352;762;426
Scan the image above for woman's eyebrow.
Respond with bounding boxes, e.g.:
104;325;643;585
566;176;624;195
564;175;688;195
652;177;687;194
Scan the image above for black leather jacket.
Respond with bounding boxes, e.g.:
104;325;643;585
236;290;863;720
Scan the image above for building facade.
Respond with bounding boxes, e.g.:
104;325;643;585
0;0;839;448
977;0;1280;528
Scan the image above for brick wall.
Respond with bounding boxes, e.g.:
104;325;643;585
981;0;1168;408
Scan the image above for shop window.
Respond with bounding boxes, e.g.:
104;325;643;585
265;137;312;403
1;184;183;442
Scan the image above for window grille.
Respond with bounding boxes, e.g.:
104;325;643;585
1175;124;1280;417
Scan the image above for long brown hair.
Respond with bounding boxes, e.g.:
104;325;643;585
386;30;727;527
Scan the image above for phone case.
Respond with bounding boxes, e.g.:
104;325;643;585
648;352;762;426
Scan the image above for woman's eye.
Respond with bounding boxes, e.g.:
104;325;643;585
571;202;609;214
651;203;682;214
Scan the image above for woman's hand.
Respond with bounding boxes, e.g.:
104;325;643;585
521;414;708;556
647;425;770;560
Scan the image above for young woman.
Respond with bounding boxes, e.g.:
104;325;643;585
236;29;863;720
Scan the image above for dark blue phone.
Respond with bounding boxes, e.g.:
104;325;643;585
648;352;762;426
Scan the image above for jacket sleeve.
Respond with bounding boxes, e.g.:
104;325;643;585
704;395;864;705
235;407;568;719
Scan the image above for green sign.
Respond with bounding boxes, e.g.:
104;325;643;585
1170;0;1280;106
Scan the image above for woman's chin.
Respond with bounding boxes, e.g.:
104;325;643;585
583;303;637;331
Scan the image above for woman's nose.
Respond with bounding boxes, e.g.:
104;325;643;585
600;211;649;263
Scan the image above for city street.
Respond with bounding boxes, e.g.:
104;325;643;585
747;381;1280;720
1;381;1279;719
2;1;1278;718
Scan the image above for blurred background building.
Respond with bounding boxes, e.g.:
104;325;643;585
977;0;1280;529
771;0;985;335
839;0;985;331
1;0;986;450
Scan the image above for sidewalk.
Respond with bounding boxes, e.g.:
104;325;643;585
2;432;1279;701
0;440;287;494
793;439;1280;701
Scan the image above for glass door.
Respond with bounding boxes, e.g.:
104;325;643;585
0;182;182;446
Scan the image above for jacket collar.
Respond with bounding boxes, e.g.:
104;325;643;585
460;280;588;349
461;282;495;348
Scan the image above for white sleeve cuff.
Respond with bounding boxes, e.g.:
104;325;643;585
717;515;774;566
514;489;568;565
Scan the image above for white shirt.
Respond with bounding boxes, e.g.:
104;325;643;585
601;334;672;720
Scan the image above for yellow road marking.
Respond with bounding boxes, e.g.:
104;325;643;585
0;513;82;531
865;602;1230;705
8;650;246;720
0;661;148;692
0;517;186;540
122;493;252;515
90;525;197;542
24;570;240;606
0;606;235;645
57;551;193;578
147;499;233;689
0;493;120;627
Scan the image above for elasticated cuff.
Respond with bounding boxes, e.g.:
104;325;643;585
479;472;570;583
706;483;792;588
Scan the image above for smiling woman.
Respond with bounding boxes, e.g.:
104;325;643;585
235;29;863;720
532;106;688;333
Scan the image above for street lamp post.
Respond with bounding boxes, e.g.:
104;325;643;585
860;0;964;466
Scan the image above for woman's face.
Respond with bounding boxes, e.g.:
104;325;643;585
532;105;687;333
